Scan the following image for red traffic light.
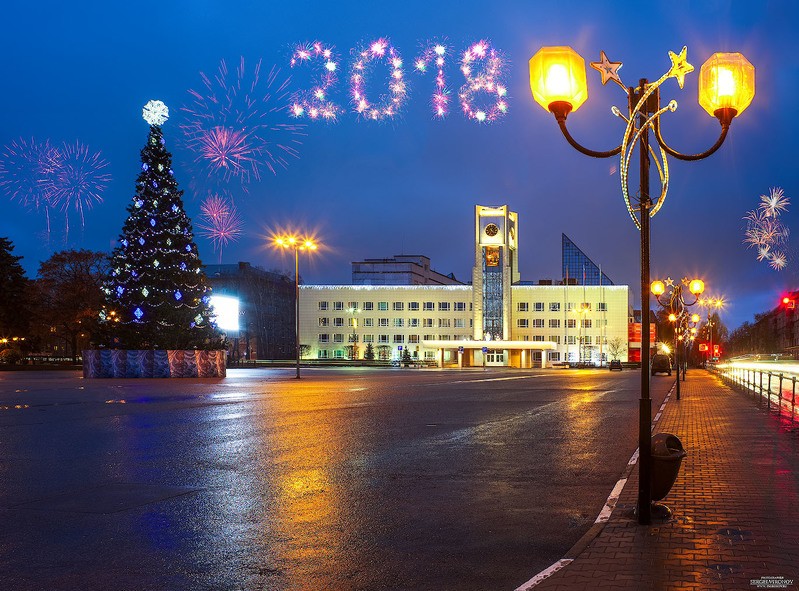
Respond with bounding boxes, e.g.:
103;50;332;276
783;296;796;309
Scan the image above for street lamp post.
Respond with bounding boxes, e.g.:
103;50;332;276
652;277;705;399
529;46;753;524
274;234;318;379
699;296;724;364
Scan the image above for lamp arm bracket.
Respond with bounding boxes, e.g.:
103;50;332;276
653;116;731;161
550;103;622;158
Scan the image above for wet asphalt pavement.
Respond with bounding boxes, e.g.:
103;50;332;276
0;367;672;591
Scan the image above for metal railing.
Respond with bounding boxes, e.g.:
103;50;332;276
711;364;799;424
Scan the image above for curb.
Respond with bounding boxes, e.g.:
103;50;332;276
515;380;677;590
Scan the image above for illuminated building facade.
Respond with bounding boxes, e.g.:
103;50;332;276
298;205;630;367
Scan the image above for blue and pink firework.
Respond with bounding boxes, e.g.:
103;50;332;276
415;41;451;118
743;187;791;270
459;40;508;123
181;57;305;188
350;38;407;121
289;41;341;121
197;194;243;263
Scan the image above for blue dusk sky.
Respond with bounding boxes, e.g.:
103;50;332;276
1;0;797;330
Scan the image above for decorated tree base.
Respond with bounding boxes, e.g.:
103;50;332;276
83;349;225;378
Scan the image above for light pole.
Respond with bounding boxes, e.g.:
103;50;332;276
347;306;360;361
652;277;705;399
529;46;753;524
274;234;318;379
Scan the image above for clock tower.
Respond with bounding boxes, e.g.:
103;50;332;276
472;205;519;341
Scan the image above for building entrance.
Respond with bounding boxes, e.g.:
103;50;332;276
485;349;505;365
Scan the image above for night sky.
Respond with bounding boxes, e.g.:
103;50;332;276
1;0;796;330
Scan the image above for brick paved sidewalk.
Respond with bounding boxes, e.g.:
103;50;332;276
527;370;799;591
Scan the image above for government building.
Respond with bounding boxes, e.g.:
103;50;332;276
299;205;630;368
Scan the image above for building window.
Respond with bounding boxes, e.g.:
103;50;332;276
438;318;451;328
567;335;577;345
533;302;544;312
597;302;608;312
408;335;420;344
567;302;575;312
347;301;358;310
423;334;436;341
333;317;344;326
318;302;329;311
318;349;329;359
318;318;329;327
333;334;344;343
348;318;357;328
532;319;545;328
581;319;592;329
363;334;374;343
517;319;529;328
393;335;404;343
454;319;465;328
378;301;388;311
454;302;466;312
438;335;450;341
423;302;435;311
423;318;434;328
424;351;436;360
548;351;561;361
581;302;591;311
567;319;577;329
533;335;545;342
549;319;560;328
550;302;560;312
393;302;404;311
409;318;420;327
549;335;561;344
517;302;529;312
348;334;358;343
333;301;344;311
318;334;329;343
393;318;405;327
378;335;389;343
378;318;389;327
438;302;450;311
408;302;420;311
584;336;592;345
334;349;345;359
363;302;374;311
363;318;374;327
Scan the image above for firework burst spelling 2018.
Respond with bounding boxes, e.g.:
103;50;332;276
181;57;305;188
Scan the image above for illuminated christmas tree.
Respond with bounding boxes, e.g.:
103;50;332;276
102;101;223;350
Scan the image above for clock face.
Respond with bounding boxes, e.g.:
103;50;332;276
485;223;500;237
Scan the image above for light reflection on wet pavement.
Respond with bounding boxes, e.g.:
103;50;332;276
0;368;672;590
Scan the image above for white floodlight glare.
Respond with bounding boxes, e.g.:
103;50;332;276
210;295;240;332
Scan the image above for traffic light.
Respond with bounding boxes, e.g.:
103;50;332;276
782;296;795;310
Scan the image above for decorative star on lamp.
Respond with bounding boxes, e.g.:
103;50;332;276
590;51;624;88
667;46;694;89
142;100;170;126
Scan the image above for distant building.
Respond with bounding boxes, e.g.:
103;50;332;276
205;263;295;360
299;205;630;367
352;254;462;285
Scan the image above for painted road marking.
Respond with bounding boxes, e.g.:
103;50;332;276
515;559;574;591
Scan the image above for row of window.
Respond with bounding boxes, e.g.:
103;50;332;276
517;318;608;329
318;301;470;312
316;334;611;345
314;349;568;362
319;317;472;328
516;302;609;312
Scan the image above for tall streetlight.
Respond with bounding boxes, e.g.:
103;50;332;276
274;234;318;379
652;277;705;399
529;46;754;524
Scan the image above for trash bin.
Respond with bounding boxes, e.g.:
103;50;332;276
650;433;687;518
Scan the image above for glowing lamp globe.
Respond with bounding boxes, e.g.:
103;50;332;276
691;313;701;323
698;53;755;120
668;313;677;323
529;46;588;115
689;279;705;295
651;280;666;296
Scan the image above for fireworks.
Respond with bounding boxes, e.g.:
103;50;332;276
743;186;791;270
181;57;305;187
0;137;109;243
47;141;111;242
289;41;341;120
415;41;450;118
351;38;407;120
197;194;243;263
458;40;508;123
